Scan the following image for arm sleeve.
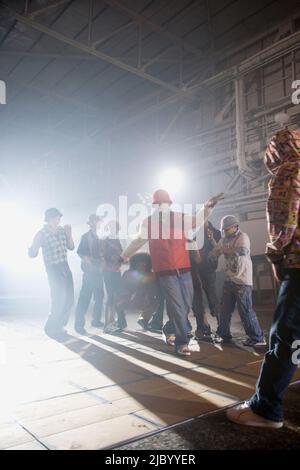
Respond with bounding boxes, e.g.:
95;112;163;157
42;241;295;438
234;233;250;256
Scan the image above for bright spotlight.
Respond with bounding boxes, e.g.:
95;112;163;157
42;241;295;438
159;168;184;194
0;203;40;273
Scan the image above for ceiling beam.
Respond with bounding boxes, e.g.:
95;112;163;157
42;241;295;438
28;0;70;18
0;49;199;64
102;0;204;60
5;7;180;93
89;28;300;138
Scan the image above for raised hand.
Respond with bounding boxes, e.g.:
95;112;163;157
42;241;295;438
64;224;72;237
205;193;224;209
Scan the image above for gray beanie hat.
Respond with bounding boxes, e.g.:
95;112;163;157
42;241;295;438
220;215;239;231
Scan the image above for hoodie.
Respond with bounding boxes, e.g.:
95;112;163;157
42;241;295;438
264;128;300;268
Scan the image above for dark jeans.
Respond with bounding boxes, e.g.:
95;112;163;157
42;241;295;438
104;271;126;328
192;267;212;335
45;262;74;334
75;270;104;328
217;281;264;342
199;269;220;318
158;270;193;347
250;269;300;422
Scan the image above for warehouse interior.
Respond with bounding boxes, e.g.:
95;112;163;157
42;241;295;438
0;0;300;451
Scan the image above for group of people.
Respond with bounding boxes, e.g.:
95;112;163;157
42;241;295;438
28;188;266;355
29;128;300;429
28;126;300;431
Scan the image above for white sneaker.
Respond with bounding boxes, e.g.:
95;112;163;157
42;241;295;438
227;402;283;429
176;345;192;356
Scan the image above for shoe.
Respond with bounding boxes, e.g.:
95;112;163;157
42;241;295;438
243;338;267;347
164;334;176;346
214;334;233;344
176;345;192;356
137;318;149;330
91;320;104;328
74;326;87;335
227;402;283;429
194;330;214;342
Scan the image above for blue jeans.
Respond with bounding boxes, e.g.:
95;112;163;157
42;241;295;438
75;271;104;328
217;281;264;342
250;269;300;422
158;270;193;347
46;262;74;334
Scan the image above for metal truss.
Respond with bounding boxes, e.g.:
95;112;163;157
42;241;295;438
6;8;180;93
2;0;206;94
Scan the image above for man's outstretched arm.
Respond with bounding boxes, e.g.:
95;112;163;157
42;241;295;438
121;236;147;260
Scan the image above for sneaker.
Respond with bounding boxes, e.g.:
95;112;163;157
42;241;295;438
214;334;233;344
194;330;214;342
137;318;149;330
227;402;283;429
176;345;192;356
243;338;267;347
164;334;176;346
74;326;88;335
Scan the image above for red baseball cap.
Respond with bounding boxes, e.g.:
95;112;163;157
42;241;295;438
152;189;172;205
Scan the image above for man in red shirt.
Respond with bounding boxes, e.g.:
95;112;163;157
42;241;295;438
121;190;223;356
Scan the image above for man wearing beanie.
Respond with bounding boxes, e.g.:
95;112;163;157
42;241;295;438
210;215;265;347
28;208;74;339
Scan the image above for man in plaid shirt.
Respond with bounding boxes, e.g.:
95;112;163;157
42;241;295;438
28;208;75;338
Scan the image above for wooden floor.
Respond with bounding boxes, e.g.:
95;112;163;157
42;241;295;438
1;308;299;450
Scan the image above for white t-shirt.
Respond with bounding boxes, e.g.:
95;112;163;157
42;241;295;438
217;231;253;286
